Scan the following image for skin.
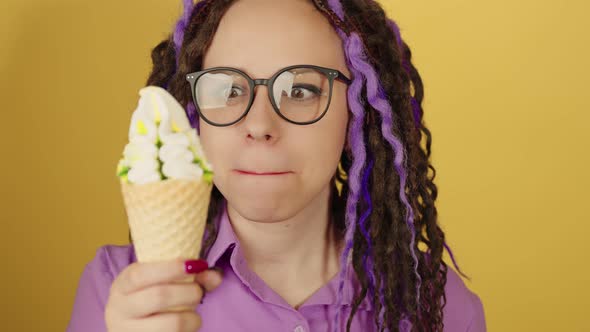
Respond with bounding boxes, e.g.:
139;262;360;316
199;0;351;308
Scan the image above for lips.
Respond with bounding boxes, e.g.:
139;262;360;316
235;170;292;175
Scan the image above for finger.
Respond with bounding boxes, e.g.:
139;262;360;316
193;268;223;292
121;283;203;317
113;258;206;295
123;282;204;318
128;311;202;332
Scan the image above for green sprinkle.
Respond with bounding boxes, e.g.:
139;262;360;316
203;172;214;184
157;157;166;180
116;161;130;178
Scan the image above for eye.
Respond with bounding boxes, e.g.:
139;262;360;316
226;85;247;99
286;84;323;101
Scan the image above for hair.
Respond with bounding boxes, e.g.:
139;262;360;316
133;0;472;331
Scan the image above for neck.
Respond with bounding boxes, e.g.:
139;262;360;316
227;185;343;286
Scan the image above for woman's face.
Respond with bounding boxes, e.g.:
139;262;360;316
199;0;350;222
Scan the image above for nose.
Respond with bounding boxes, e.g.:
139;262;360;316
241;85;280;143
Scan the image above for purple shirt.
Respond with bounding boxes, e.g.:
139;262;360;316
67;203;486;331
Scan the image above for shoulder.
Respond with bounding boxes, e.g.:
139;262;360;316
66;244;136;331
442;267;487;332
75;243;137;291
85;243;137;278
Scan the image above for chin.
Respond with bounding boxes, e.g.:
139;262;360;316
229;194;298;223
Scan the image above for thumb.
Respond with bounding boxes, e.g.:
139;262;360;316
194;267;223;292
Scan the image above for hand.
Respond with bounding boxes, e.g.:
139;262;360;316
105;258;222;332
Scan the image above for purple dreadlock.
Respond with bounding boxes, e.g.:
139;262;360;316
387;15;468;281
323;1;421;331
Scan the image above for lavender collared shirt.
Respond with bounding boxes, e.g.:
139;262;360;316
66;202;486;332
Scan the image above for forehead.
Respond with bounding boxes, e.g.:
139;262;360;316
202;0;349;78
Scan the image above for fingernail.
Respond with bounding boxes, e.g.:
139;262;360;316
185;259;209;274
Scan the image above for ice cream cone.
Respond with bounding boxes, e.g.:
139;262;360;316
120;177;213;312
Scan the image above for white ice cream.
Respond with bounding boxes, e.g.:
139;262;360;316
116;86;213;185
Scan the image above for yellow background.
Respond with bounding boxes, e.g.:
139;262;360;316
1;0;588;330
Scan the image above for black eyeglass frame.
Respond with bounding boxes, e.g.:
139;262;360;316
185;64;352;127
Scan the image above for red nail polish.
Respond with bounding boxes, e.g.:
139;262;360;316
185;259;209;274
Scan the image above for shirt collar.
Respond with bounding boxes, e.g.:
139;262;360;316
205;198;373;311
205;198;238;267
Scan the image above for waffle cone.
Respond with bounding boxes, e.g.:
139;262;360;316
120;177;213;312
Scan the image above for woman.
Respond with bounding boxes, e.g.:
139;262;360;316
67;0;486;331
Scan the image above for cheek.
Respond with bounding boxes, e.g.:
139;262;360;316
198;125;228;171
322;96;349;155
302;102;349;181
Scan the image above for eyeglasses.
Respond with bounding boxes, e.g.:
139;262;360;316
185;64;352;127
